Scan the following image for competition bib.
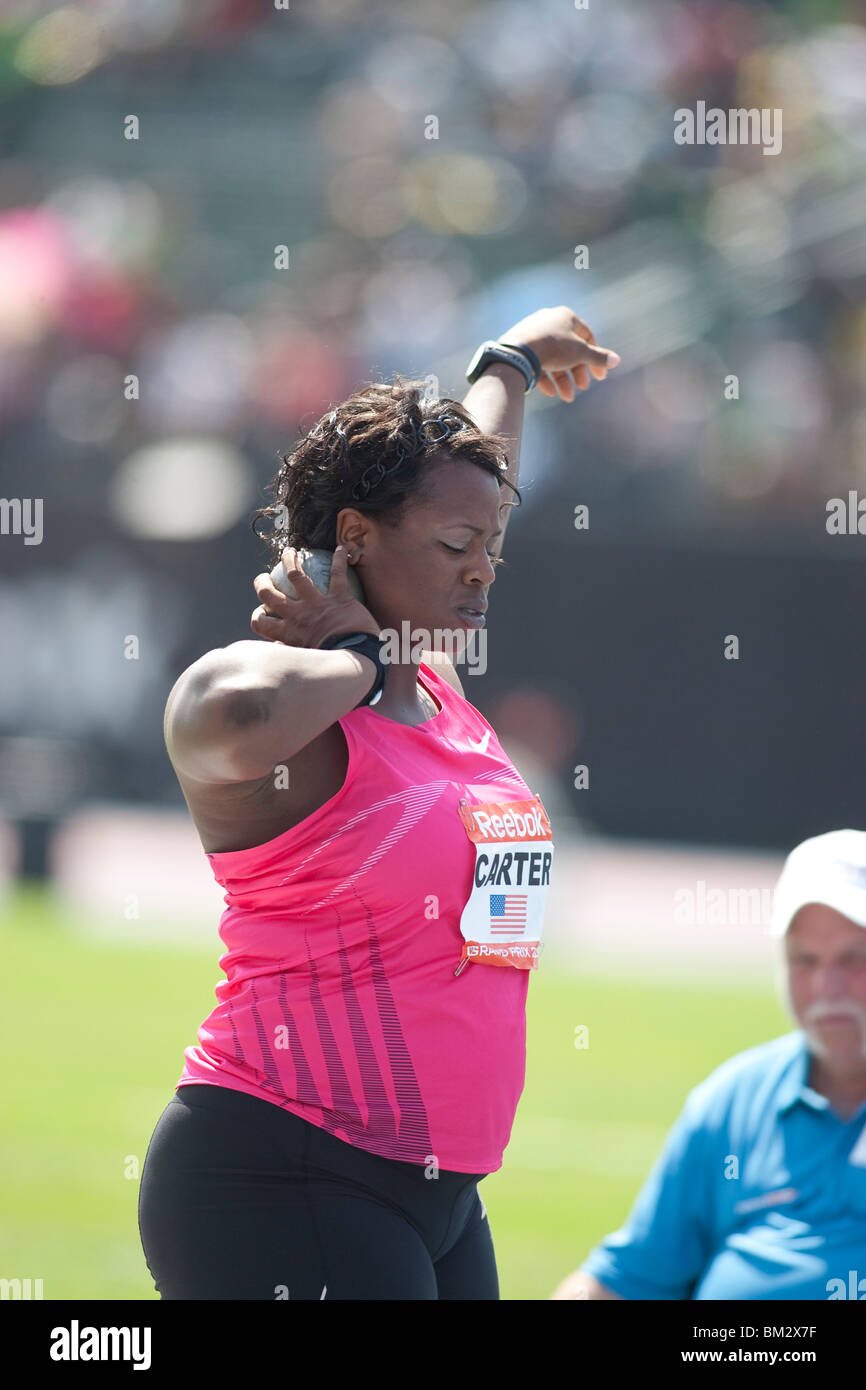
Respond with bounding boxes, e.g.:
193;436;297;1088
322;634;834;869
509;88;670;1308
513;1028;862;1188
454;795;554;974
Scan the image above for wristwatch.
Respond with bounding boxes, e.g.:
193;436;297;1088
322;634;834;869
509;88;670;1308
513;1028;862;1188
319;631;387;708
465;339;542;392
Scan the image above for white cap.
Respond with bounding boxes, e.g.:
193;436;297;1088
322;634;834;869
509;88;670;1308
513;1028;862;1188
770;829;866;936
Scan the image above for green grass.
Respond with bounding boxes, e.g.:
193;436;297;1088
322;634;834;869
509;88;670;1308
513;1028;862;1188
0;886;789;1300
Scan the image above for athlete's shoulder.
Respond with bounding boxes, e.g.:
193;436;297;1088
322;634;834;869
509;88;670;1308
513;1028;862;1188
165;641;258;715
421;649;465;698
163;640;278;755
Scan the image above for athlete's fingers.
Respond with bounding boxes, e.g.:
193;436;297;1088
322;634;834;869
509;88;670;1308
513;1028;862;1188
253;573;292;614
279;546;319;595
550;369;576;403
537;371;557;398
570;336;616;374
328;543;351;592
582;329;612;381
571;314;593;342
543;334;618;381
573;363;591;391
250;605;288;638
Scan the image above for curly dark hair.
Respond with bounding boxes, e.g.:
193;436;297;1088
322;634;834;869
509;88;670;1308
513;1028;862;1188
251;374;521;565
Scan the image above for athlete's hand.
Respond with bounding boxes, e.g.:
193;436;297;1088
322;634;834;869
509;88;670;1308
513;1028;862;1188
250;545;381;649
500;304;620;400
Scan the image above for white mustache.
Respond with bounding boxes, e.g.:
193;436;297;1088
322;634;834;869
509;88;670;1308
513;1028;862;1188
804;1000;866;1025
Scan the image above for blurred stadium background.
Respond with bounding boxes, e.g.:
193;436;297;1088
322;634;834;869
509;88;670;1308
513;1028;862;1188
0;0;863;1299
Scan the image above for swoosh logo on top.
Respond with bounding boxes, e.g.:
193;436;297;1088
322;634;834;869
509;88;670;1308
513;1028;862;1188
470;730;491;754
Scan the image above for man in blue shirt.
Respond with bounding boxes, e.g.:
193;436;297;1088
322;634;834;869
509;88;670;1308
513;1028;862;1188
552;830;866;1300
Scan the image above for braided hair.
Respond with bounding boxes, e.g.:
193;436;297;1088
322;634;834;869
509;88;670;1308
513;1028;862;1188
251;374;521;565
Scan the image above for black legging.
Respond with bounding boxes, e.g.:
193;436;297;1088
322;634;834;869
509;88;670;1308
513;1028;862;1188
138;1084;499;1300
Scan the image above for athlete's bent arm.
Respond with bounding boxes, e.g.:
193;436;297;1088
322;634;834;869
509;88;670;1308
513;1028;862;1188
462;306;618;563
164;640;379;783
461;360;525;564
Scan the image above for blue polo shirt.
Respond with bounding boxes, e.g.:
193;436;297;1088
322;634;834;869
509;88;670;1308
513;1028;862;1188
580;1031;866;1300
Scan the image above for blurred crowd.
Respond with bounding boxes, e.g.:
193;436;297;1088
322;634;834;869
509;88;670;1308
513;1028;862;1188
3;1;864;522
0;0;864;847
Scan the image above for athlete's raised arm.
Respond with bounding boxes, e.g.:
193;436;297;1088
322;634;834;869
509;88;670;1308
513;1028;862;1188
460;306;620;562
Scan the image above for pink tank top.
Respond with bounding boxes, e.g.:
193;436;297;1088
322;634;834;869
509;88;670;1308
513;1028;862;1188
177;659;555;1173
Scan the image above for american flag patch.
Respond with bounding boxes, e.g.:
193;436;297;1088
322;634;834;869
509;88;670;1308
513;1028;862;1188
489;894;527;935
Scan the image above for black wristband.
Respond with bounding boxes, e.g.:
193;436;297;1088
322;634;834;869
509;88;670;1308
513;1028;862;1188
319;631;387;708
466;339;536;392
497;340;542;388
